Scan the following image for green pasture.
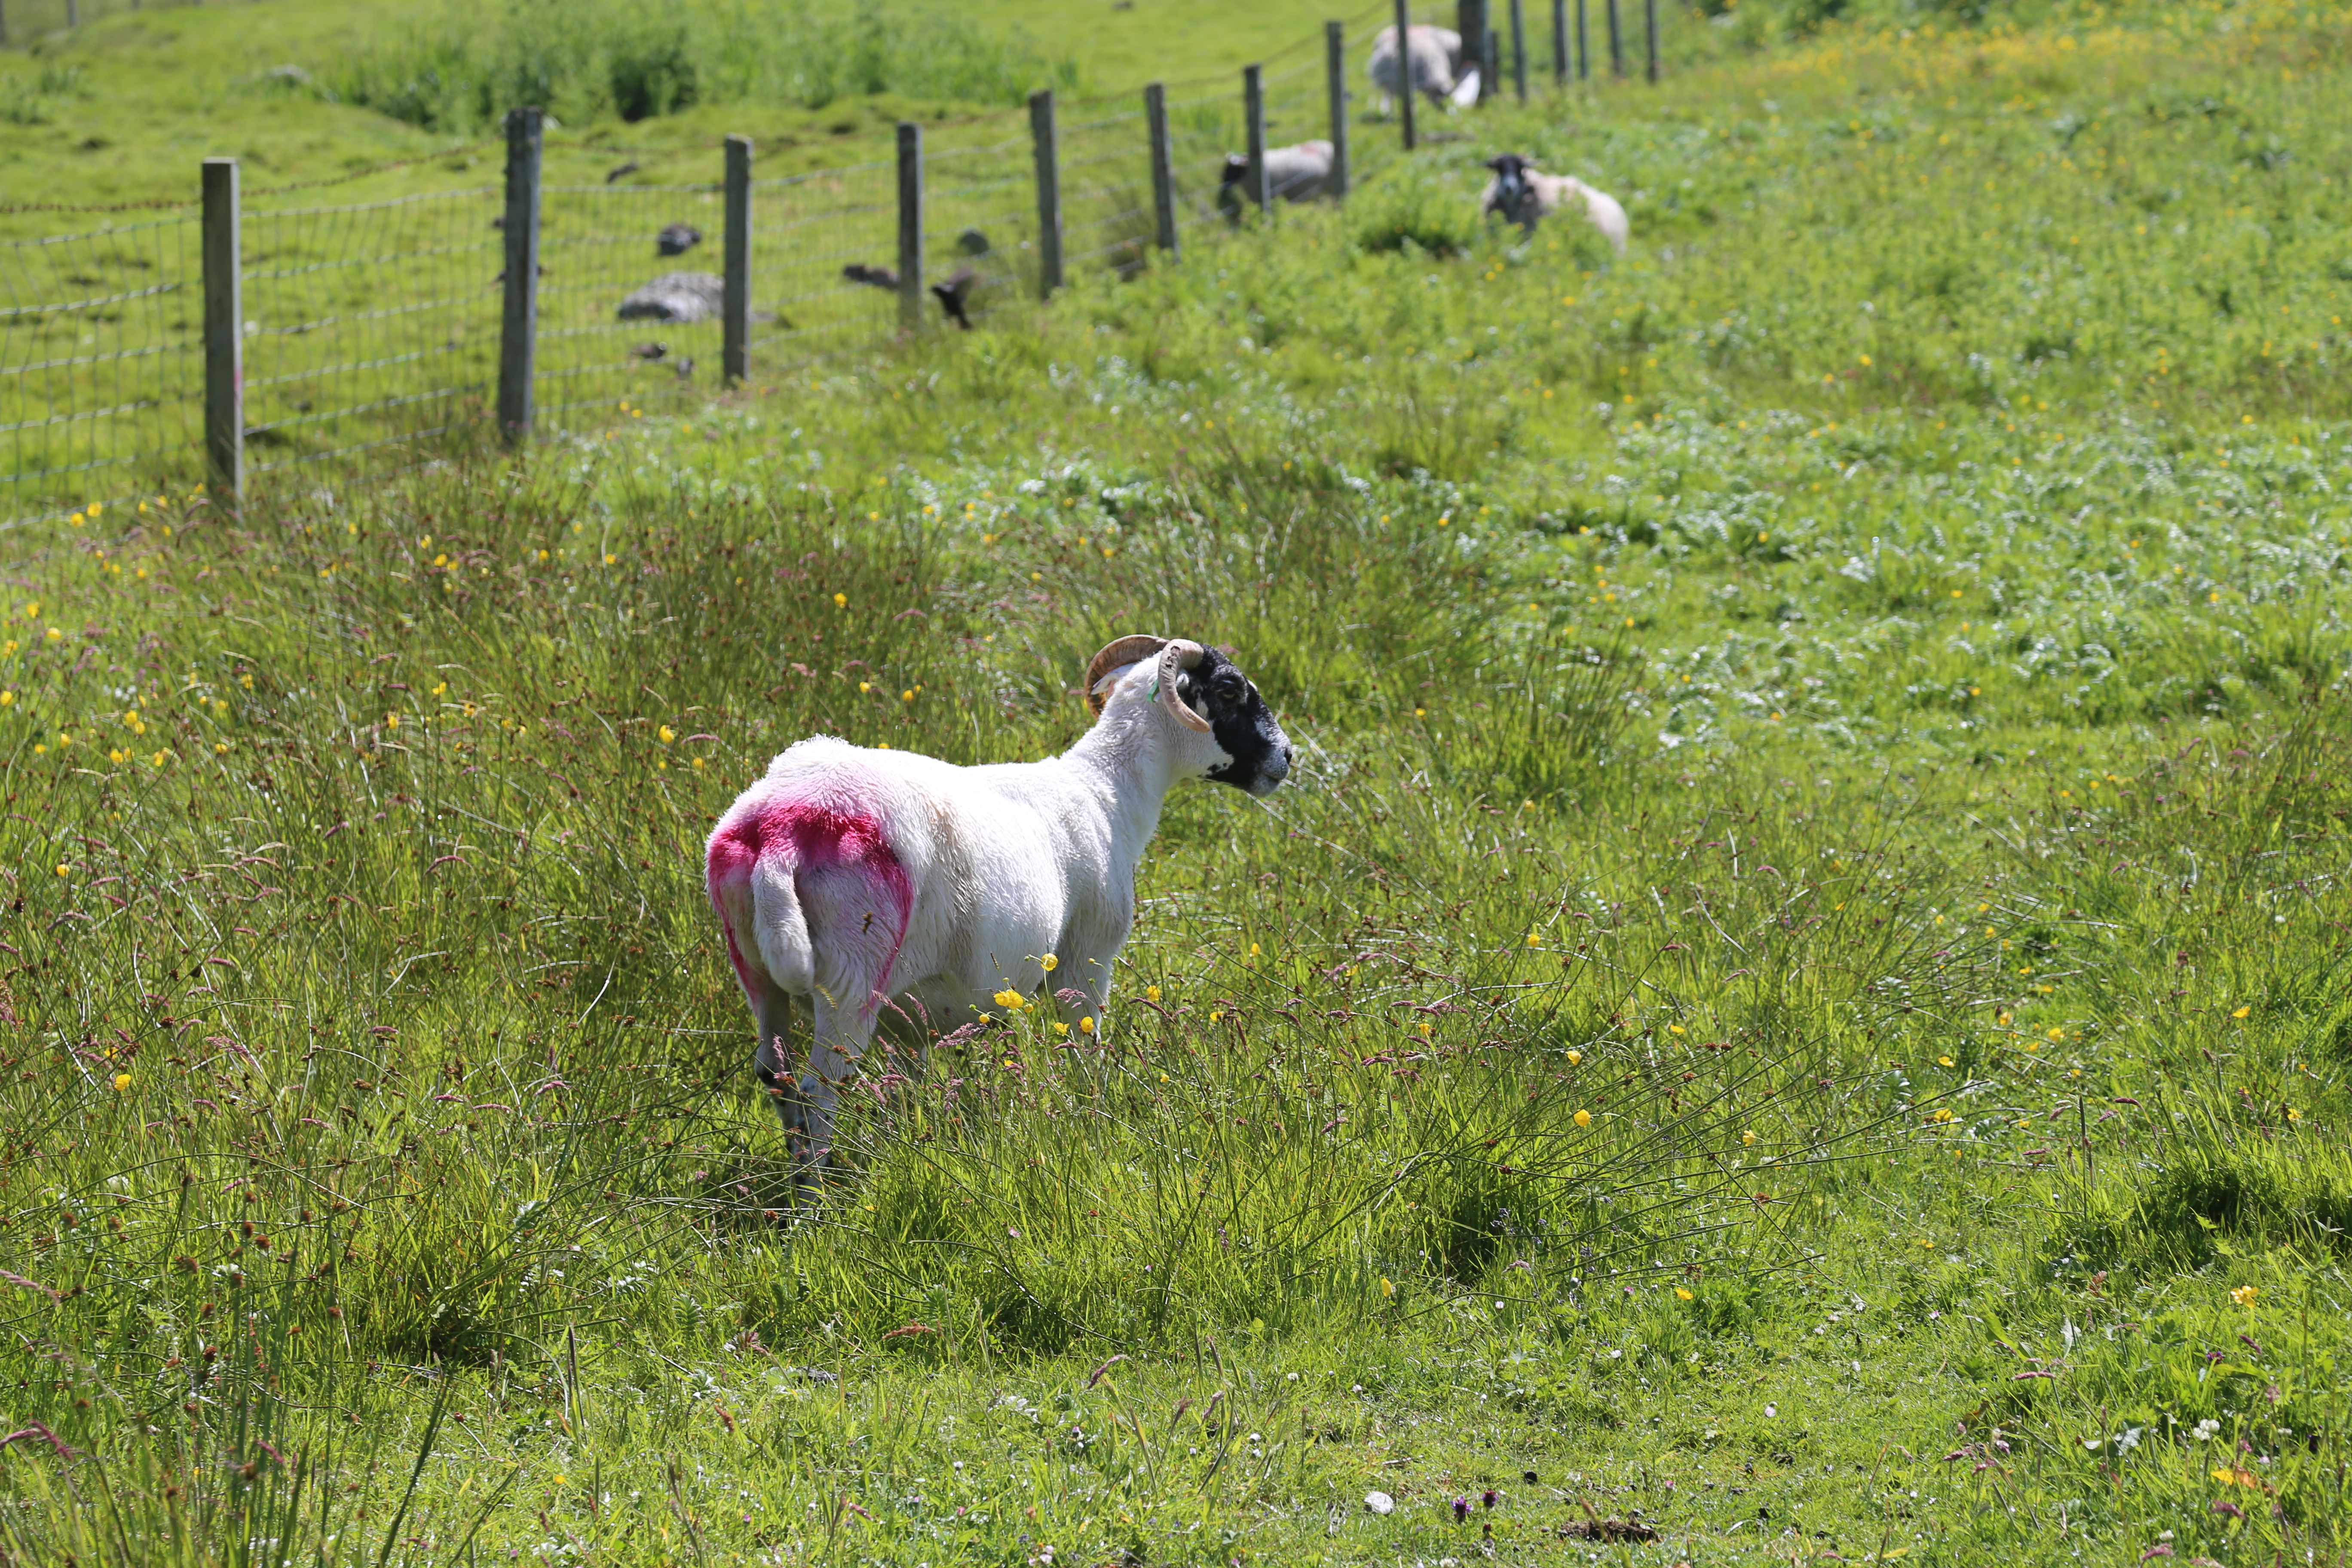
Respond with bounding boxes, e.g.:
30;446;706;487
4;0;2352;1562
0;0;1550;213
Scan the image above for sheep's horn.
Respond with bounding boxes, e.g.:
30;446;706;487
1084;635;1169;718
1155;640;1213;733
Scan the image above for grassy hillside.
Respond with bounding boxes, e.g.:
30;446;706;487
0;0;1554;216
4;0;2352;1563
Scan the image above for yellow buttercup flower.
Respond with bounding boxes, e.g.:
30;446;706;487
1573;1109;1591;1127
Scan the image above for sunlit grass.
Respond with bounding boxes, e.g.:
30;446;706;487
4;0;2352;1562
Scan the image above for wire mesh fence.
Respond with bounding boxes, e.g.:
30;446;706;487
923;132;1045;328
746;158;904;362
1;1;1652;526
242;187;501;480
0;0;211;47
0;214;202;524
536;180;732;430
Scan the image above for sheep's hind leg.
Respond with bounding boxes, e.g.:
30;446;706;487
748;985;826;1188
783;995;867;1197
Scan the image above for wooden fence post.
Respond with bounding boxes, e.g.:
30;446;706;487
1243;65;1268;215
1510;0;1528;101
1606;0;1623;77
896;122;925;330
723;134;750;385
1485;28;1500;99
1457;0;1488;101
1029;90;1062;298
1576;0;1589;79
1325;21;1350;200
496;106;543;446
1393;0;1416;151
1145;83;1179;258
1552;0;1568;84
65;0;77;27
1645;0;1660;81
201;158;241;503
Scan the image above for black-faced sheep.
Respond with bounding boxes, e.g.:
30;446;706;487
706;637;1292;1188
1480;153;1629;252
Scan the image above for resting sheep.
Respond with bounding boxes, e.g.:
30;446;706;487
617;271;725;322
1480;153;1629;253
705;636;1292;1187
1368;24;1481;110
1216;139;1337;220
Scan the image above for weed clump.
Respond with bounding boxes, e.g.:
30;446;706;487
324;0;1072;132
2052;1136;2352;1275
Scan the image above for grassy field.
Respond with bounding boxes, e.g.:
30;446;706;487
0;0;1690;215
6;0;2352;1563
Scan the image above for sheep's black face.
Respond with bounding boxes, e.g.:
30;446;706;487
1219;153;1250;189
1180;647;1292;797
1486;153;1532;224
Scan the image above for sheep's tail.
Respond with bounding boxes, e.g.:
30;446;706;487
706;803;818;1000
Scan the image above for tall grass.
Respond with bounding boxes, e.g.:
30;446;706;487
321;0;1079;131
5;0;2352;1560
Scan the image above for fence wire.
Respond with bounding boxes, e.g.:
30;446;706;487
924;133;1044;331
536;180;734;430
3;1;1617;523
0;0;208;46
242;187;500;479
0;214;200;523
745;158;902;367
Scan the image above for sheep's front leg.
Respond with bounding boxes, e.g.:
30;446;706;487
1051;949;1121;1044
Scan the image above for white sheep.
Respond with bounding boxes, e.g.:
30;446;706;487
1368;24;1482;111
705;636;1292;1186
1217;139;1337;219
1480;153;1629;253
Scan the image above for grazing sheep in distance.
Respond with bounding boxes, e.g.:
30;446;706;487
706;635;1292;1189
657;222;703;257
1480;153;1629;253
1369;24;1481;110
1216;140;1336;220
